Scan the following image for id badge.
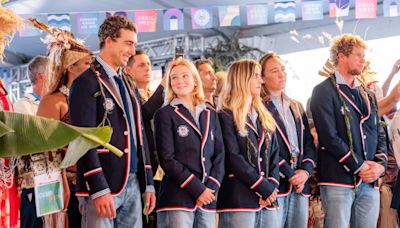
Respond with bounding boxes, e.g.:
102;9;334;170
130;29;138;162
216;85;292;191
34;171;64;217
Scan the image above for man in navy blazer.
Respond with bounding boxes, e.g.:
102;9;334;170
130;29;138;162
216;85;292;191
311;34;387;228
69;16;155;228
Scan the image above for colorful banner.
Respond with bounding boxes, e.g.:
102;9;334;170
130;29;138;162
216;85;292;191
76;13;100;35
106;11;128;18
383;0;400;17
19;15;46;37
274;1;296;23
329;0;350;17
48;13;71;31
218;5;241;27
302;0;324;20
246;4;269;25
191;8;213;29
135;10;158;32
163;8;184;31
356;0;378;18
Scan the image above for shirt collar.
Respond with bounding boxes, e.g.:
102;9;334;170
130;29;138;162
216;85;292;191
270;91;290;103
335;70;361;88
96;55;122;77
170;98;207;112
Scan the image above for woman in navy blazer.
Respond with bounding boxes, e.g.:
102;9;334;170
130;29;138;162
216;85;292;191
217;59;280;228
260;52;316;228
154;59;225;228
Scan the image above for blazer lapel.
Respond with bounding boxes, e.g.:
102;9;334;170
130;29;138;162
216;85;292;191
92;60;124;109
174;105;202;137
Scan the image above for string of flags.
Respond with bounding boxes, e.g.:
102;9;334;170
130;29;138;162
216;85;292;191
18;0;400;37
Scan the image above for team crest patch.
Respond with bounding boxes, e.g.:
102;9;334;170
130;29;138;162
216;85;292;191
103;98;115;112
177;125;189;137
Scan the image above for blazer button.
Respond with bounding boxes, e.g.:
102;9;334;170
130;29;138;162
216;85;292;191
124;148;129;153
363;135;366;139
204;172;207;177
202;157;206;162
259;157;263;162
261;171;265;176
124;131;128;136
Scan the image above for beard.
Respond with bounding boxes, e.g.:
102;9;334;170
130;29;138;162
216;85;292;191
348;68;362;76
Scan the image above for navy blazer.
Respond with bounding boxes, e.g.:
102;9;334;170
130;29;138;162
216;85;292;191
154;104;225;212
217;109;280;212
311;76;387;188
265;99;316;196
69;59;154;198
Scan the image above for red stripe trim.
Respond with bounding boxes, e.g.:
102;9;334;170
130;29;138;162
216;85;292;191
278;184;292;196
217;207;262;212
279;160;286;167
375;153;388;160
75;192;89;196
337;86;362;114
157;206;197;212
208;176;221;187
174;106;202;136
200;109;210;182
228;174;235;178
145;165;152;170
268;177;279;186
318;182;356;188
245;122;258;136
302;158;316;168
180;174;195;188
339;151;352;163
250;176;263;189
84;168;103;177
266;109;292;154
97;76;123;109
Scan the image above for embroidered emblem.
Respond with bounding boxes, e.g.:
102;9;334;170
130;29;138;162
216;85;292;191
103;98;115;112
177;125;189;137
210;130;214;141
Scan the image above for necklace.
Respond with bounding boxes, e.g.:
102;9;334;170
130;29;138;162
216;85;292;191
59;85;69;97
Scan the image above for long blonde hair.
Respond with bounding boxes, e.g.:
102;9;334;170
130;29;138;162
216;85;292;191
164;58;205;106
217;59;275;136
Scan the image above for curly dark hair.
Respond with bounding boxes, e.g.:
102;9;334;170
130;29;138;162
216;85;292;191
98;16;137;49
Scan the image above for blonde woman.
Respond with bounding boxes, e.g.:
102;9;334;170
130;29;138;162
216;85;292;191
217;59;280;227
154;58;225;228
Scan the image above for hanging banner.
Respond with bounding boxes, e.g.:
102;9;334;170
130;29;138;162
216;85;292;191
76;13;100;35
274;1;296;23
163;8;184;31
329;0;350;17
246;4;269;25
106;11;128;18
191;8;213;29
48;13;71;31
134;10;158;32
383;0;400;17
219;5;241;27
19;15;46;37
302;0;324;20
356;0;378;18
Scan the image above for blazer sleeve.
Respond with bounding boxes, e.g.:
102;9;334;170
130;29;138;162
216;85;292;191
298;103;317;175
374;118;388;169
310;83;364;175
218;110;276;200
268;132;280;188
141;85;164;121
205;111;225;192
69;73;110;199
154;108;206;199
278;155;295;179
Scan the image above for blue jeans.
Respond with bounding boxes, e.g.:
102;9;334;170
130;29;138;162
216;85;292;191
320;183;380;228
275;190;309;228
219;211;261;228
259;207;280;227
78;173;142;228
157;208;215;228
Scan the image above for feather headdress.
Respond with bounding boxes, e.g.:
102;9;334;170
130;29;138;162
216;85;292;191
28;18;91;95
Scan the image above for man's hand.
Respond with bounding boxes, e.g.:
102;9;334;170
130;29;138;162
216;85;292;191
143;192;156;215
359;161;385;183
93;193;116;219
196;188;216;206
